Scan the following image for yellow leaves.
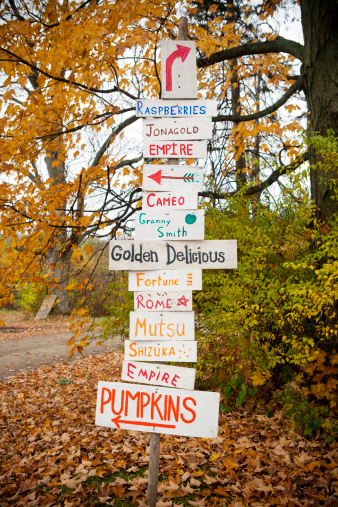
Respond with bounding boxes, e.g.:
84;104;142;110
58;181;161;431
209;453;221;462
83;244;94;255
251;370;268;386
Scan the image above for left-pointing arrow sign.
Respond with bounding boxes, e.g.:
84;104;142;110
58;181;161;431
111;415;176;429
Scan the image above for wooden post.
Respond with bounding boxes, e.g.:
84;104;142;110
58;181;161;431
146;16;188;507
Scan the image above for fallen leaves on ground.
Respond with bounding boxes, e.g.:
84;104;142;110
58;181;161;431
0;351;337;506
0;312;70;340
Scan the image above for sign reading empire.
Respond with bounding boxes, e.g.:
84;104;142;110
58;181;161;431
109;240;237;270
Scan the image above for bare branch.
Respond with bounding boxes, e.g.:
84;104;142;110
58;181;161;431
214;77;303;123
199;152;309;199
197;36;305;68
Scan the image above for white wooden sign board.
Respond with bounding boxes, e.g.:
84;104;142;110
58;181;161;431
121;361;196;390
136;99;217;118
134;209;204;241
160;41;197;99
96;381;220;438
143;139;207;159
134;290;193;312
142;118;212;141
129;311;195;341
128;270;202;291
142;191;198;210
110;240;237;270
143;165;203;192
124;340;197;363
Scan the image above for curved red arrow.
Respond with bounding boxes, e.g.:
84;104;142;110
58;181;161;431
166;44;191;92
112;414;176;429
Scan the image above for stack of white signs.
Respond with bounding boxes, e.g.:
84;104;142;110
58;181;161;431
96;41;237;439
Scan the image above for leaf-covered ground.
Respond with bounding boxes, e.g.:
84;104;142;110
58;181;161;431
0;351;337;506
0;311;70;341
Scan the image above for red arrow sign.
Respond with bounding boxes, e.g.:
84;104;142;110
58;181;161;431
111;415;176;429
148;169;195;186
166;44;191;92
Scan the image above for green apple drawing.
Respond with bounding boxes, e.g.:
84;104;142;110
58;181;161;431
185;213;197;225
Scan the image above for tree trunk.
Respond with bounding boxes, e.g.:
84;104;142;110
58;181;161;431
44;146;71;315
300;0;338;222
45;244;72;315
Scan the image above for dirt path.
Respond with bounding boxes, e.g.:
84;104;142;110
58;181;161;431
0;331;122;380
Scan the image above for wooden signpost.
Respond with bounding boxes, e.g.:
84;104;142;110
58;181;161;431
96;19;238;506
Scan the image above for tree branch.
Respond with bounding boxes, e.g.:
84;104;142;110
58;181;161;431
197;36;305;68
214;77;303;123
199;151;309;199
91;115;138;168
0;46;139;98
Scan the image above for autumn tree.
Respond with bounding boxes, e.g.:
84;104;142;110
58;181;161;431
0;0;336;319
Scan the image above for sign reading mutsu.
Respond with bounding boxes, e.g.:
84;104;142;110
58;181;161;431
109;240;237;270
96;381;220;438
129;311;195;341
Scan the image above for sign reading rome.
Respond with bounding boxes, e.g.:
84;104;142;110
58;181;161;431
134;290;193;312
109;240;237;270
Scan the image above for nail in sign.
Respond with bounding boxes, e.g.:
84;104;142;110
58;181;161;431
96;381;220;438
160;41;197;99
